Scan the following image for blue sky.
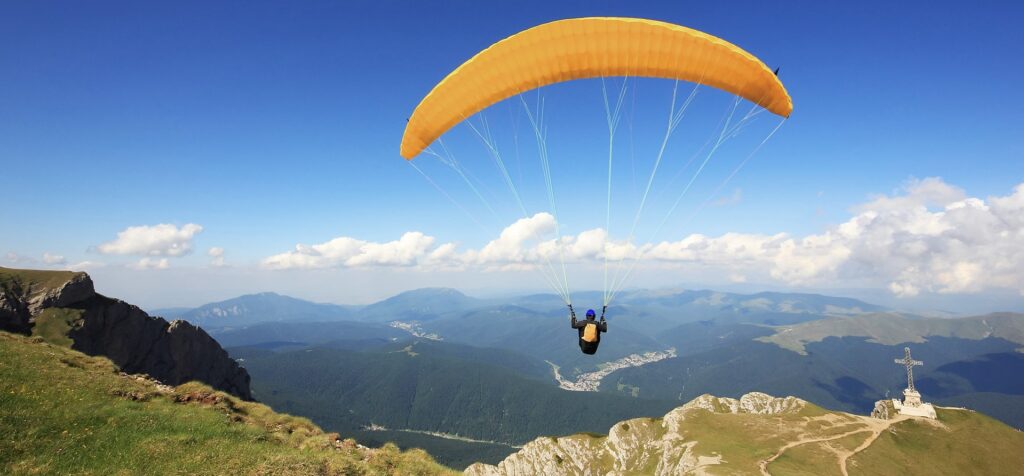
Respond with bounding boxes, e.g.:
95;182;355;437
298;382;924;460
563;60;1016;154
2;1;1023;311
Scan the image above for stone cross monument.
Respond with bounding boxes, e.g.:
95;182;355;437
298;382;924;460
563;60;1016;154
891;346;936;418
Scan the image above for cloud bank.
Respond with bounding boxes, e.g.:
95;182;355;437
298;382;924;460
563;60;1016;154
262;231;440;270
260;178;1023;296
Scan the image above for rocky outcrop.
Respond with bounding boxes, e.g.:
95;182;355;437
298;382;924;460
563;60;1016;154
29;272;96;315
872;399;895;420
70;295;252;399
1;269;88;334
0;287;31;333
675;392;806;417
0;267;252;400
465;392;809;476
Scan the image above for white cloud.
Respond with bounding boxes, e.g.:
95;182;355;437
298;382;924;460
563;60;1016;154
641;178;1024;296
857;177;965;213
263;231;444;270
262;213;575;272
260;179;1024;297
5;252;35;264
469;213;557;265
42;253;67;265
647;232;788;264
65;261;106;271
208;247;226;267
729;273;748;283
130;257;170;270
712;188;743;207
97;223;202;257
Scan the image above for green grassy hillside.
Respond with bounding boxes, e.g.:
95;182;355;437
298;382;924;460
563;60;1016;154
846;407;1024;475
466;393;1024;476
0;266;82;292
0;331;454;475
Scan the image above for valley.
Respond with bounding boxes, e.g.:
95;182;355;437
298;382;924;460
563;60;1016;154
6;268;1023;471
175;286;1024;468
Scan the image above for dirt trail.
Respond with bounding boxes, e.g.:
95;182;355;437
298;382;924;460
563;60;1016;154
759;415;909;476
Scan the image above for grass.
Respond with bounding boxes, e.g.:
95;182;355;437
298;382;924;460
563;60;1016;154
767;441;843;476
0;267;82;295
830;430;873;452
681;411;803;472
0;331;456;475
848;408;1024;475
473;392;1024;475
31;308;83;347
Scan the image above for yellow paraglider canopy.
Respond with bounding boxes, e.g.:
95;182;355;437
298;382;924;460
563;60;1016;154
401;17;792;159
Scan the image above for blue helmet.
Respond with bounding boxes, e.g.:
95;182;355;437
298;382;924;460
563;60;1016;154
586;309;596;318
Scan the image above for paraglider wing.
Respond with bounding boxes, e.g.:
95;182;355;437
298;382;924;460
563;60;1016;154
400;17;793;159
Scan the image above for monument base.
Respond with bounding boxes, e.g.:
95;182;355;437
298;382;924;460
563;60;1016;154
892;394;937;419
903;389;923;406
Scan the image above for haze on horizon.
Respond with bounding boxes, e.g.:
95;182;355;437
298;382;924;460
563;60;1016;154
2;1;1022;313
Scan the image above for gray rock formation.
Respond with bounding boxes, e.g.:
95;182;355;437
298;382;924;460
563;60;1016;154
0;286;31;333
1;270;95;333
0;267;251;399
70;294;252;399
872;399;894;420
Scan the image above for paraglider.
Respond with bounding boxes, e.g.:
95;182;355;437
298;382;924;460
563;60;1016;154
570;305;607;355
400;17;791;355
401;17;791;160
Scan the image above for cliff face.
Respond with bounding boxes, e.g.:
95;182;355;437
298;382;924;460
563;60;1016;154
0;287;31;333
1;269;90;333
0;267;251;400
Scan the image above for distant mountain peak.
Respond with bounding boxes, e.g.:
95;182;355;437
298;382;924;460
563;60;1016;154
394;287;468;298
175;291;353;327
356;287;480;323
252;291;282;297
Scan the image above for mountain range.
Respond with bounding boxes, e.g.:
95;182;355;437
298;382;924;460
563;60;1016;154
4;267;1024;474
156;285;1024;467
